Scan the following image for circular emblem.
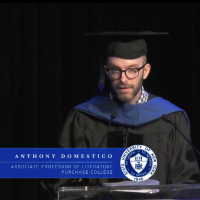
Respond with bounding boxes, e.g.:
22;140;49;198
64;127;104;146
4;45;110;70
120;145;157;182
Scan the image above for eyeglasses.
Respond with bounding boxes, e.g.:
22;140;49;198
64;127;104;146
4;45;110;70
106;64;146;80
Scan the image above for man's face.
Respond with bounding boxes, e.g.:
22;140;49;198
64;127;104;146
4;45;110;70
106;56;150;104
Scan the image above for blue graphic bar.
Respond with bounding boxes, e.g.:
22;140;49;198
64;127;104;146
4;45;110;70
0;148;127;178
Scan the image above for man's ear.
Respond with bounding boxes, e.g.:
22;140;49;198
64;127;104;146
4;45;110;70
104;65;108;75
143;63;151;79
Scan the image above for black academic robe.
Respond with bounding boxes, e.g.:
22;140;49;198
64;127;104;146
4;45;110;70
44;93;200;194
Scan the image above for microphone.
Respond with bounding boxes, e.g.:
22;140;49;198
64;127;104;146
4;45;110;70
98;110;118;148
162;114;200;156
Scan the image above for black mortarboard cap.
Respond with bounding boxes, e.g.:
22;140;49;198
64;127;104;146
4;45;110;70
85;31;168;60
85;31;169;93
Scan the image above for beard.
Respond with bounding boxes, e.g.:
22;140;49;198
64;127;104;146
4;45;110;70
111;77;143;104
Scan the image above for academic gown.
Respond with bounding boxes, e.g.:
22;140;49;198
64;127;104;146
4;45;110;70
44;93;200;194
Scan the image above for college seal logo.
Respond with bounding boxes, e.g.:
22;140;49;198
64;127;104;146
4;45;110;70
120;145;157;182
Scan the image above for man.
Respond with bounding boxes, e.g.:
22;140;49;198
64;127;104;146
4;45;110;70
44;32;200;195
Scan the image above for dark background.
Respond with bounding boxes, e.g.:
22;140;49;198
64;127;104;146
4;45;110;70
0;3;200;200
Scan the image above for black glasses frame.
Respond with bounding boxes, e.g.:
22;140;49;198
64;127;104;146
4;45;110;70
106;64;146;80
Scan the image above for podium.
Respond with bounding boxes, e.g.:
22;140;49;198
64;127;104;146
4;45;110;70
57;184;200;199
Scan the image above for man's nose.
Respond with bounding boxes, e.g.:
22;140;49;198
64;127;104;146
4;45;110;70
119;71;128;82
